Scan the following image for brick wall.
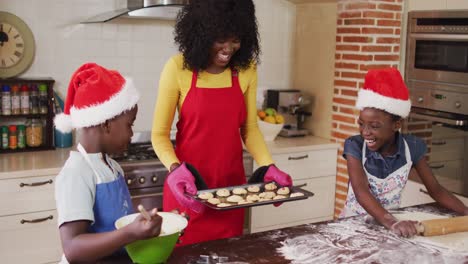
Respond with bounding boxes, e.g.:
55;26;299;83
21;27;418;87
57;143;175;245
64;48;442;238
332;0;404;218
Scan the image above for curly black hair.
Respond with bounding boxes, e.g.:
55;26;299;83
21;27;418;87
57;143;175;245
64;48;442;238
174;0;261;71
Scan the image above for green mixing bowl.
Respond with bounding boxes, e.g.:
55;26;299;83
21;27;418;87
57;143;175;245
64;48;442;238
115;212;188;264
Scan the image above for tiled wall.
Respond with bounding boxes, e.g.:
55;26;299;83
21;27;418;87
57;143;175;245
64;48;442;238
331;0;404;218
2;0;295;131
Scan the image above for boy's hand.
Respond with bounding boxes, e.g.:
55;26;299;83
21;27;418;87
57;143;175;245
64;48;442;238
127;208;163;240
389;220;419;238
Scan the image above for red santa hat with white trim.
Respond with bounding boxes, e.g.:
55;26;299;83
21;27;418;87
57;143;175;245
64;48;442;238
54;63;140;133
356;67;411;118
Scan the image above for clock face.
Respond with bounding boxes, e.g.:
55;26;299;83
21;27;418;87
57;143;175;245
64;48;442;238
0;22;25;68
0;12;35;78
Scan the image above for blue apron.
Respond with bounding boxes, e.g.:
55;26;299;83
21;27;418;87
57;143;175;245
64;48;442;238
77;144;134;252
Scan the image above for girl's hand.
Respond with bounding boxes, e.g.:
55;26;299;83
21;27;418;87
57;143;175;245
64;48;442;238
127;208;163;240
389;220;419;238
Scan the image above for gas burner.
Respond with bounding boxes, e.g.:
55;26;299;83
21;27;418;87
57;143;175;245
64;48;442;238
111;142;159;162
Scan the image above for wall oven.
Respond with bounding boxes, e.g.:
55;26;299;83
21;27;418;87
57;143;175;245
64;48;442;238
404;10;468;197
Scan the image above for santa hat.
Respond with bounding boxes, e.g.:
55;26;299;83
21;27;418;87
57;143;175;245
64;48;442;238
356;67;411;118
54;63;140;133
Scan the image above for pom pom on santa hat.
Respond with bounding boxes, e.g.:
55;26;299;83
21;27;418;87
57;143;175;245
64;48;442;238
356;67;411;118
54;63;140;133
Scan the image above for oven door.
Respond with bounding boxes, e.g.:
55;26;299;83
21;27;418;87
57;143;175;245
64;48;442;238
404;108;468;197
406;33;468;86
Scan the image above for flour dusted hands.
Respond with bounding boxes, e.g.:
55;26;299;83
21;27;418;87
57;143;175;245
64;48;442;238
125;208;163;240
389;219;419;238
166;162;206;213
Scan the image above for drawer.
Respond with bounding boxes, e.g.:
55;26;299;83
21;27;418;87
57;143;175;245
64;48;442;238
0;175;56;216
249;176;336;233
272;149;337;180
430;137;465;162
0;210;62;264
429;159;463;180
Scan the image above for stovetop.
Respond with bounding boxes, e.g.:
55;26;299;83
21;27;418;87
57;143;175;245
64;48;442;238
111;142;158;163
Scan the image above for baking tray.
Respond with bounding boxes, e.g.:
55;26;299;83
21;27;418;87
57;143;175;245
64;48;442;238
185;182;314;211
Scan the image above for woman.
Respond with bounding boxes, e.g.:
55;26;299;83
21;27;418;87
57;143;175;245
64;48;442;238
151;0;292;245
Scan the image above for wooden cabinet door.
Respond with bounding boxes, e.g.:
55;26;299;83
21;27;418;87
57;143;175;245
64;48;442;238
0;210;62;264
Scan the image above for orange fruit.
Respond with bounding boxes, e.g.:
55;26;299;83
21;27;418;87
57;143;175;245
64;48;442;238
258;110;267;119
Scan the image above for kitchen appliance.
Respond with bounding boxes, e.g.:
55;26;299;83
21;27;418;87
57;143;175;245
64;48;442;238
112;133;254;211
404;10;468;197
82;0;190;23
265;89;311;137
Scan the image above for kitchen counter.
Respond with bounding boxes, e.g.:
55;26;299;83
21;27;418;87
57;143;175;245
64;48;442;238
98;204;468;264
0;147;74;179
263;135;338;155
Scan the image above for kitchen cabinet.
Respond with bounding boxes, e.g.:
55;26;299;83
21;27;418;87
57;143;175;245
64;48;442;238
408;0;468;10
447;0;468;9
0;156;63;263
248;136;338;233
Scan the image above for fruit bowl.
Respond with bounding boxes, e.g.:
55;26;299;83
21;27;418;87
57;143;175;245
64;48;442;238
115;212;188;264
258;117;283;141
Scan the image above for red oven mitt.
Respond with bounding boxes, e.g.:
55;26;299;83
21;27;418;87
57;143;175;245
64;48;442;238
248;164;293;207
166;162;206;213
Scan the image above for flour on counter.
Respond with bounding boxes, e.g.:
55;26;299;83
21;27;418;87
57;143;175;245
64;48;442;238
278;212;468;264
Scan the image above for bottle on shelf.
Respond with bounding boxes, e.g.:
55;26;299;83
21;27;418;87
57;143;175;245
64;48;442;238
8;125;17;150
38;84;48;114
2;85;11;116
1;126;8;149
17;124;26;149
26;118;43;147
29;84;39;114
20;84;30;115
11;85;21;115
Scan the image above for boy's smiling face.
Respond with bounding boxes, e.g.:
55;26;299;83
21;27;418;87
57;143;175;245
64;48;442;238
358;107;401;154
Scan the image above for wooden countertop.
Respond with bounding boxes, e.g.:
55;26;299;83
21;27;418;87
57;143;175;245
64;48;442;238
98;204;467;264
0;147;74;179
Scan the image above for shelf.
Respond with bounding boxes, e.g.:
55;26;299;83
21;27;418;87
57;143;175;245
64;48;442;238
0;146;55;154
0;114;49;119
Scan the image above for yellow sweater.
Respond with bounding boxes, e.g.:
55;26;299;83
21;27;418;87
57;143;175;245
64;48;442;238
151;54;273;169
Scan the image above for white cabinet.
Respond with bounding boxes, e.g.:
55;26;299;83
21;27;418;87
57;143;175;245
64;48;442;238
400;180;435;208
408;0;468;10
447;0;468;9
248;137;338;233
0;173;62;264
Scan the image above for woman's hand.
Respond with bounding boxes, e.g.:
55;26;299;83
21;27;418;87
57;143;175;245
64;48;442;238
126;208;163;240
389;219;419;238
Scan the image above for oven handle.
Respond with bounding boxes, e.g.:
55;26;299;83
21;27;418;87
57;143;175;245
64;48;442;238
131;192;163;199
410;33;468;41
409;113;466;126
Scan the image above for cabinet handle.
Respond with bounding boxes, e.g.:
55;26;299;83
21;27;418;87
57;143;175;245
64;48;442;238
429;164;445;170
432;141;446;146
131;192;163;199
419;188;429;195
288;155;309;160
19;179;53;187
21;215;53;224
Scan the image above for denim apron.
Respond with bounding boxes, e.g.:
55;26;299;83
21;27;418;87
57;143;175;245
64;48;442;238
340;139;412;217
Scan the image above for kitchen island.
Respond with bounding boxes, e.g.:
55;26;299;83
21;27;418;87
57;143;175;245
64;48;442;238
100;204;468;264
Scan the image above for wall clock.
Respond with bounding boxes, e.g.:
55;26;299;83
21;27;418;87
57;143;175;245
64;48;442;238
0;11;35;79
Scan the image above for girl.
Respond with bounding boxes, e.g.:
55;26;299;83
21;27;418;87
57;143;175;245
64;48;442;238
340;67;468;238
151;0;292;245
54;63;162;262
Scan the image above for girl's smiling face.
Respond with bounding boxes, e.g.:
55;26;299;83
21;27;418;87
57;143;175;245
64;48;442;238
358;107;401;155
207;36;241;73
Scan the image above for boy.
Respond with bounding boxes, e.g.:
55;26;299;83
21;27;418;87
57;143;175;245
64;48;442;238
340;68;468;237
54;63;162;263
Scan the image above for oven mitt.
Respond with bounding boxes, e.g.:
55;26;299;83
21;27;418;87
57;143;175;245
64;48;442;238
248;164;293;207
166;162;207;213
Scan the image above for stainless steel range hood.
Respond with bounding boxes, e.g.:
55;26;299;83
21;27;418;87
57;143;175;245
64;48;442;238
82;0;189;23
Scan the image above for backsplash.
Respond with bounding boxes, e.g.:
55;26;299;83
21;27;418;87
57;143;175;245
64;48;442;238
2;0;295;131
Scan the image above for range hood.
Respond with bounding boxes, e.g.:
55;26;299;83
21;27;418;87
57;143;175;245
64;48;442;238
82;0;189;23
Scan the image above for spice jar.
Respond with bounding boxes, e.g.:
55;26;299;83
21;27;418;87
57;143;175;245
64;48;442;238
38;84;48;114
1;126;8;149
20;85;30;114
17;125;26;149
2;85;11;116
11;85;20;115
29;84;39;114
9;125;17;150
26;119;43;147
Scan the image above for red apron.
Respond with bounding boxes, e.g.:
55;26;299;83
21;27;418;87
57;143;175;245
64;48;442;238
163;69;247;246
